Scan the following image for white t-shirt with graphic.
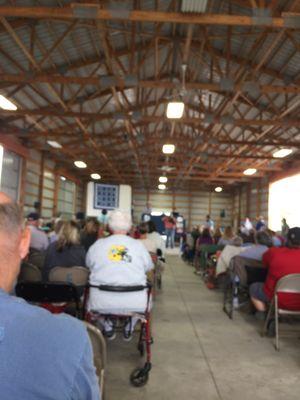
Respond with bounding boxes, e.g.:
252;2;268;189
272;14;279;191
86;234;153;313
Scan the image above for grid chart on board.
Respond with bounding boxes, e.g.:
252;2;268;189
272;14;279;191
94;183;119;209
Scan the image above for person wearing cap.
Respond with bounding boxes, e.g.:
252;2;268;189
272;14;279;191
27;212;49;251
250;227;300;315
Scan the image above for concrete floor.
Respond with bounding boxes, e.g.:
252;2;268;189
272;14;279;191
105;255;300;400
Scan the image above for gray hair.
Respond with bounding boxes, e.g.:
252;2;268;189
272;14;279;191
0;203;23;235
108;210;132;233
255;231;272;247
232;236;243;246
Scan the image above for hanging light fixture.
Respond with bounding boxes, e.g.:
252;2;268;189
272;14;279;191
74;161;87;169
47;140;62;149
215;187;223;192
159;176;168;183
243;168;257;176
0;94;17;110
273;148;293;158
162;144;175;154
166;101;185;119
91;173;101;180
158;184;166;190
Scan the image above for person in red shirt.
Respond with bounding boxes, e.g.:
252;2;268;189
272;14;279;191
250;227;300;314
162;214;176;249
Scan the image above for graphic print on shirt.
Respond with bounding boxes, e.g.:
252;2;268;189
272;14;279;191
108;245;132;262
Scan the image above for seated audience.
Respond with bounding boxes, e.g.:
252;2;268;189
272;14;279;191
218;226;236;246
213;226;223;245
48;219;64;244
147;220;165;255
138;222;157;254
27;212;49;251
43;221;86;280
0;192;100;399
191;225;201;251
86;210;153;340
81;217;100;252
265;228;282;247
250;227;300;315
216;236;245;276
194;228;214;275
239;230;272;261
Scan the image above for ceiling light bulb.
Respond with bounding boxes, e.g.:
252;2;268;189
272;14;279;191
91;173;101;180
0;94;17;110
47;140;62;149
166;101;184;119
158;184;166;190
159;176;168;183
215;186;223;192
162;144;175;154
74;160;87;169
273;148;293;158
243;168;257;176
60;176;66;181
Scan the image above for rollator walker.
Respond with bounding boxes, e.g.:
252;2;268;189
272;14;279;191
84;283;153;387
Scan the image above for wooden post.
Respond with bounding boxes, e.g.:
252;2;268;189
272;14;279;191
238;186;242;227
82;181;87;216
208;191;212;215
172;190;176;212
246;182;251;217
19;157;27;210
53;172;59;217
187;190;192;230
257;179;262;217
38;151;45;216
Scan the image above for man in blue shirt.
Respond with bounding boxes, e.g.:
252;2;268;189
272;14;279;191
0;192;100;400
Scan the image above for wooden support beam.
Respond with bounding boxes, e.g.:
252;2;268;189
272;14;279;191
1;109;300;127
0;7;289;28
38;152;45;216
1;74;299;94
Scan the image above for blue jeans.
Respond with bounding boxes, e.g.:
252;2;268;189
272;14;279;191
166;228;175;248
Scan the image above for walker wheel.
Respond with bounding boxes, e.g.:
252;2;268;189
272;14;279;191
130;367;149;387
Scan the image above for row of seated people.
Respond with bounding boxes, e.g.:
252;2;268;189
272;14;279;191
189;223;300;325
24;212;165;339
1;192;163;398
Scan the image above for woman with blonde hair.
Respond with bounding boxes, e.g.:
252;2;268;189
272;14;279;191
217;226;236;246
43;220;86;280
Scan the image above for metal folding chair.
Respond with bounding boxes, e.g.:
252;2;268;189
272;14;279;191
18;262;42;282
262;273;300;350
49;266;89;318
84;322;107;399
28;250;46;270
15;282;82;318
223;256;265;319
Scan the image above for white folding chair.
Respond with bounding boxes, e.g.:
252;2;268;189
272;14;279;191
263;273;300;350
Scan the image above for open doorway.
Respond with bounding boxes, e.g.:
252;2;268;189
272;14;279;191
268;173;300;232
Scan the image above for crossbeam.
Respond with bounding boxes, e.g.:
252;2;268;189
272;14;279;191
0;7;290;28
0;74;298;94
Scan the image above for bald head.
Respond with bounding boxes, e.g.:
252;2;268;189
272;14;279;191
0;192;30;292
0;192;23;235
